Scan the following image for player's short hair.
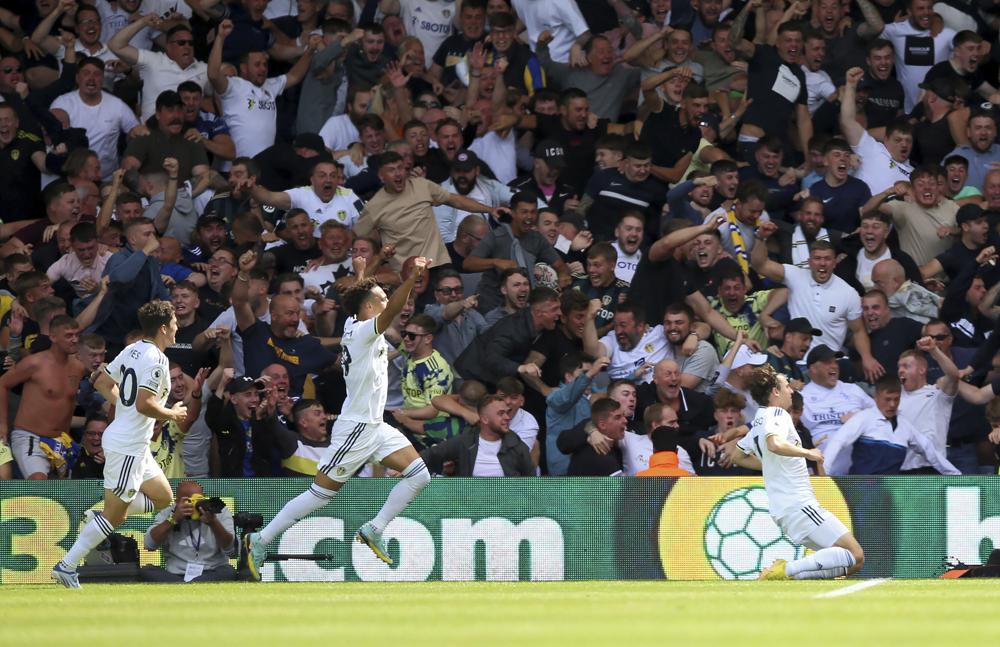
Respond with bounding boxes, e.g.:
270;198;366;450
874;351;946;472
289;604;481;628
510;191;537;210
177;80;203;95
714;388;747;412
357;113;385;133
860;210;891;226
875;375;902;394
748;364;783;407
590;397;621;424
559;87;588;106
624;141;652;161
341;277;382;317
867;37;893;55
124;217;156;235
587;241;617;263
407;313;437;335
319;220;352;239
711;159;739;176
886;118;913;138
3;253;30;273
608;379;634;399
716;264;746;286
137;300;176;338
495;376;524;396
776;21;803;36
910;164;939;184
48;314;78;333
292;398;324;421
500;266;530;286
232;156;262;177
595;134;626;153
736;179;769;203
943;154;969;169
615;301;646;323
477;393;506;414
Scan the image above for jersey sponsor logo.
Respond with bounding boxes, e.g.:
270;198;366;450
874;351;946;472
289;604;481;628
420;20;452;33
828;306;836;312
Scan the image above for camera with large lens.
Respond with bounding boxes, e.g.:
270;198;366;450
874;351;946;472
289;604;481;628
187;493;226;521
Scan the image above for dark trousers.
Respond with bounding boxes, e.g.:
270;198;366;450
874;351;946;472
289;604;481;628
138;564;238;583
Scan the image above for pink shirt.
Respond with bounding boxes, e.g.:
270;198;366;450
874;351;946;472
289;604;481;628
46;250;113;297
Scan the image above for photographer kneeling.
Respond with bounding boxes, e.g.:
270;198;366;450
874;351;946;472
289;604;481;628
141;481;237;583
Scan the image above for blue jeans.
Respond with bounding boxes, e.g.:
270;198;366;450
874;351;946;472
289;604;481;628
947;444;994;475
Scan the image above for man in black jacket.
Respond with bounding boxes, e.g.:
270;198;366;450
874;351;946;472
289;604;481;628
557;397;625;476
420;395;533;477
205;375;284;477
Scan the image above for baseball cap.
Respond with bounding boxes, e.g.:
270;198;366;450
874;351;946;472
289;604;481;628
197;214;226;229
226;376;259;394
806;344;845;366
698;111;721;134
534;140;566;169
956;203;986;225
785;317;822;336
292;132;326;154
918;76;956;102
451;149;479;172
732;345;768;370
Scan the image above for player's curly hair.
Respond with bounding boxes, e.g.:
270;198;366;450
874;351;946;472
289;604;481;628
341;278;381;317
137;300;176;338
747;364;782;407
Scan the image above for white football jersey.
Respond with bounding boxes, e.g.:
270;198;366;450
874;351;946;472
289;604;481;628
738;406;816;518
102;340;170;456
599;325;670;384
339;316;388;424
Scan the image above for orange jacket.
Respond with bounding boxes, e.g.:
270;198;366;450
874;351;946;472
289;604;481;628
637;451;693;477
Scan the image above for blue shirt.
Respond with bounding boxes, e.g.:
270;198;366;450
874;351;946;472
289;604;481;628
808;176;872;233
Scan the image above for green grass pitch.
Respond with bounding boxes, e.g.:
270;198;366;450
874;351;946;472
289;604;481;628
4;580;1000;646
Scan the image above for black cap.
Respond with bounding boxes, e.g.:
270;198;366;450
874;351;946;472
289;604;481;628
451;149;479;172
197;214;226;228
155;90;183;110
918;76;956;102
226;376;258;394
956;203;986;225
534;139;566;169
698;111;721;133
786;317;822;336
806;344;844;366
292;132;326;154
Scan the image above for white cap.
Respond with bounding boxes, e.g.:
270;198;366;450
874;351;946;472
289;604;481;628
732;345;768;370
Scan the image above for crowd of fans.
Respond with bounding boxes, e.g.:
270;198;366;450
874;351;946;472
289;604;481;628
0;0;999;482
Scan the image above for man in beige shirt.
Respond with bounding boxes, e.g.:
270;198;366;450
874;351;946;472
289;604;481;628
354;152;508;271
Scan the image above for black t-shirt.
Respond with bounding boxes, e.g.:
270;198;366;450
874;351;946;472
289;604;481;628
197;284;230;322
534;114;609;195
238;319;337;396
0;131;45;221
857;317;923;369
432;32;484;85
638;103;701;169
925;60;985;105
532;327;583;388
509;175;577;214
742;45;807;136
253;143;330;191
628;255;697;326
634;384;716;432
693;258;743;298
166;317;212;376
911;109;956;166
859;74;905;129
272;243;321;275
936;241;982;280
583;168;667;242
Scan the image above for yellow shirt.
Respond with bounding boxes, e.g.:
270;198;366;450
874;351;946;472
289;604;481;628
150;421;187;478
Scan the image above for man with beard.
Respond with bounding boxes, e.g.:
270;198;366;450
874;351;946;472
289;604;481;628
922;204;994;282
572;243;629;336
319;84;373;152
752;224;882;382
857;288;923;372
109;17;209;121
879;0;956;113
50;56;140;183
709;265;787;355
177;81;235;167
857;39;905;141
248;160;364;234
807;138;872;234
0;316;85;479
183;216;228;266
662;302;720;392
836;211;921;293
509;140;577;215
946;112;1000;191
800;344;875;450
271;210;321;274
591;302;670;384
484;267;530;328
234;251;336;397
122;91;209;184
766;317;820;387
579;142;665;243
866;165;959;268
199;248;239;321
464;192;570;313
433;149;513;243
611;213;643;283
772;198;845;269
211;19;315;158
841;69;914;195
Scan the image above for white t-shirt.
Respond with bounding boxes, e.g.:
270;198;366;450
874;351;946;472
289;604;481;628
400;0;456;68
509;407;539;453
855;247;892;290
219;75;288;158
102;340;170;456
512;0;590;64
135;49;209;121
285;186;364;235
899;384;954;471
781;264;862;351
302;259;353;295
737;406;816;518
852;130;913;195
621;430;653;476
318;113;360;151
800;380;875;449
599;325;669;384
801;65;836;115
472;437;505;476
611;241;641;283
50;90;138;182
469;130;516;184
881;21;955;112
339;316;388;425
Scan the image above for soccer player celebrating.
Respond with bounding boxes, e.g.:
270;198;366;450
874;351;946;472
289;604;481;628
245;254;433;576
730;365;865;580
52;301;188;588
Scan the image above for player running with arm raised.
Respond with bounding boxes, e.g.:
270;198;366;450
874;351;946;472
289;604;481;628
52;301;188;588
730;364;865;580
244;254;433;578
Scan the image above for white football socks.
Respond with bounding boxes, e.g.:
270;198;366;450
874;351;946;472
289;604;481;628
258;483;336;545
369;459;430;533
785;547;856;580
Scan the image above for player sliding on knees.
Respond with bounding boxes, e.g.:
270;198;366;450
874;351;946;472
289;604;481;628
52;301;188;588
728;365;865;580
244;252;433;578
